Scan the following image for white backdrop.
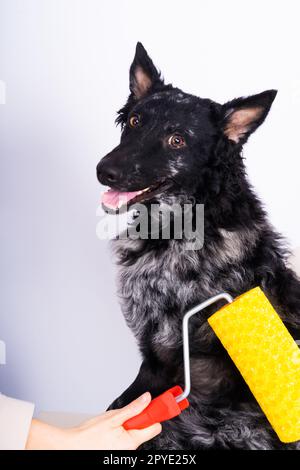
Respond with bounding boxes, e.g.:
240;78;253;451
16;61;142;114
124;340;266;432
0;0;299;414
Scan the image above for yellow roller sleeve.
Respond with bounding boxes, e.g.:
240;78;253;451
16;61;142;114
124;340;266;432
208;287;300;443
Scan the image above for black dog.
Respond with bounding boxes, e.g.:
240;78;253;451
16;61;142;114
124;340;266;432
97;43;300;450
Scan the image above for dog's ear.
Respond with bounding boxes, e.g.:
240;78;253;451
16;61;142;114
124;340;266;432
129;42;163;99
221;90;277;144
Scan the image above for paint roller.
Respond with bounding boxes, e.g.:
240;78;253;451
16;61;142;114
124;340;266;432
123;287;300;444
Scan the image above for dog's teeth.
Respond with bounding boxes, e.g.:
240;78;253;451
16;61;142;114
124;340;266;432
136;188;150;195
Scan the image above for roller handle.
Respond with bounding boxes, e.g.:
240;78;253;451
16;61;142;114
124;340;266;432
123;385;189;430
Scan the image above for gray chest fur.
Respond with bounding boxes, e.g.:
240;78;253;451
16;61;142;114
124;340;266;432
114;228;258;348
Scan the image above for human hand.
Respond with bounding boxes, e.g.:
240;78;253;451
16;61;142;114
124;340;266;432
26;392;161;450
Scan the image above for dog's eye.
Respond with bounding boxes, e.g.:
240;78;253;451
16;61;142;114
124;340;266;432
168;134;186;149
129;114;141;128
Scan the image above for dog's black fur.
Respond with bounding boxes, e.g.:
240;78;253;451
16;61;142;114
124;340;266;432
97;43;300;450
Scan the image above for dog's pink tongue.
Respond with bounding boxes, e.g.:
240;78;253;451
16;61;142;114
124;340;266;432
101;189;141;209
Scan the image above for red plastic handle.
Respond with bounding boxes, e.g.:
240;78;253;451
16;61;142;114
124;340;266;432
123;385;189;430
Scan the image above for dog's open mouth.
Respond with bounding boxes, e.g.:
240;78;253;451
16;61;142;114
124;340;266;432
101;180;171;212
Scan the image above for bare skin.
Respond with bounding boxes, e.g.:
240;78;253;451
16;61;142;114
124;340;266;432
26;392;161;450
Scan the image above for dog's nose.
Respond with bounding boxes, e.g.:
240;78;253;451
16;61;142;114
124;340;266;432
96;161;120;186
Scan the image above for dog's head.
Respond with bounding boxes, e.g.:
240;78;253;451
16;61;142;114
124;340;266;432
97;42;277;212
